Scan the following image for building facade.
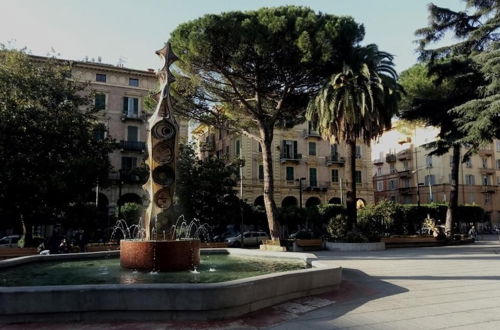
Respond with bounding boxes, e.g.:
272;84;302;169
372;125;500;225
194;121;374;209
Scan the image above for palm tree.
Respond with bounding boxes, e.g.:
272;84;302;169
306;44;401;230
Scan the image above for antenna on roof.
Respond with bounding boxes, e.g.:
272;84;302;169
117;56;127;67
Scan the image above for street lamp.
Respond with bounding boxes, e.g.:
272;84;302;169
238;158;245;248
412;166;433;204
295;177;306;208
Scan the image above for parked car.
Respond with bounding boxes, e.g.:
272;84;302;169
0;235;20;248
226;231;269;247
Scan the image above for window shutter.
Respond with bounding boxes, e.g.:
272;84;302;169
133;98;139;115
293;141;298;158
123;97;128;114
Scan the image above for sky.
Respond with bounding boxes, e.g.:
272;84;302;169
0;0;464;74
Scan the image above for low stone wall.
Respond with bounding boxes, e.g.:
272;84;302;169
325;242;386;251
0;249;341;322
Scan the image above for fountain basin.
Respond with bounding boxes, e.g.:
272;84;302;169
120;239;200;271
0;249;342;322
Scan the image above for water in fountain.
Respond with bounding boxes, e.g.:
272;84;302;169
110;219;145;241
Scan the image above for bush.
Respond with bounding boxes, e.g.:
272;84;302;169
326;214;348;241
357;200;400;241
120;202;142;225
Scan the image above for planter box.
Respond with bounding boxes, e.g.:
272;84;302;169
0;248;38;260
292;239;324;252
200;242;228;248
325;242;385;251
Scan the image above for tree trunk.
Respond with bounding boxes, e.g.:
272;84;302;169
345;139;357;231
445;144;460;237
259;125;280;240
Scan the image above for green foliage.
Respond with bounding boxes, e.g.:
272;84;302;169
0;49;114;230
176;143;240;230
327;214;349;241
120;203;142;225
169;6;365;238
357;200;399;241
413;0;499;148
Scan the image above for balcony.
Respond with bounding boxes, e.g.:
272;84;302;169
373;158;384;165
480;167;495;175
386;154;396;162
481;185;496;193
398;169;412;178
119;140;146;152
479;148;493;157
304;181;329;192
121;113;146;122
397;149;412;161
280;153;302;164
302;129;321;139
326;154;345;166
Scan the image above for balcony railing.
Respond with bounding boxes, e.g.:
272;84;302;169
397;149;412;160
302;129;321;138
280;153;302;163
373;158;384;165
386;154;396;162
326;153;345;166
398;169;413;177
479;148;493;156
121;113;146;122
481;185;496;193
399;187;412;195
119;140;146;152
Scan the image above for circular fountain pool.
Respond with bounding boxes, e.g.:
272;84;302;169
0;253;306;286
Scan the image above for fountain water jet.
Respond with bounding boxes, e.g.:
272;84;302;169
120;42;201;271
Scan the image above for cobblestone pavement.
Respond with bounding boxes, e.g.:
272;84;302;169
3;236;500;329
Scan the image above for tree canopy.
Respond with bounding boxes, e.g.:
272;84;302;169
169;6;365;239
0;49;114;232
415;0;500;149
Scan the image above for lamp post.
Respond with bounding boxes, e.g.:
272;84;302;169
238;158;245;248
295;177;306;208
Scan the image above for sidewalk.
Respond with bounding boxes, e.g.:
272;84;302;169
3;237;500;329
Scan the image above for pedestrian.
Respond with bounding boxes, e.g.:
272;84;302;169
468;225;477;239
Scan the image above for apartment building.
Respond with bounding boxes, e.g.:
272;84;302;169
372;124;500;225
194;121;374;209
31;56;189;217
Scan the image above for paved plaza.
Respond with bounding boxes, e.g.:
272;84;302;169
3;236;500;329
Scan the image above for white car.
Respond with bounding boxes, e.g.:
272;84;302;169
0;235;20;248
226;231;269;247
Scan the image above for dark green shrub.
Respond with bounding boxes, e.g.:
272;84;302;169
326;214;349;241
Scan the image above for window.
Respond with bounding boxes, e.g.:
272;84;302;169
424;175;436;185
123;97;139;118
236;140;241;157
402;178;410;188
308;121;318;134
282;140;298;159
355;145;361;159
121;157;137;170
390;195;397;203
225;146;229;155
482;158;488;169
95;93;106;110
377;167;382;175
466;159;473;168
377;181;384;191
127;126;138;141
92;126;106;141
497;159;500;169
259;165;264;180
129;78;139;87
426;155;433;168
403;160;409;170
355;170;362;184
449;156;453;167
483;175;491;185
465;174;475;185
331;169;339;183
496;140;500;152
309;168;317;187
308;142;316;156
258;143;262;152
390;163;396;173
286;167;294;181
389;179;397;190
96;73;106;82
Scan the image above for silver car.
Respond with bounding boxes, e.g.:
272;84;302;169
226;231;269;247
0;235;20;248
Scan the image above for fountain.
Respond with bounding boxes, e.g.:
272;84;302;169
120;43;202;272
